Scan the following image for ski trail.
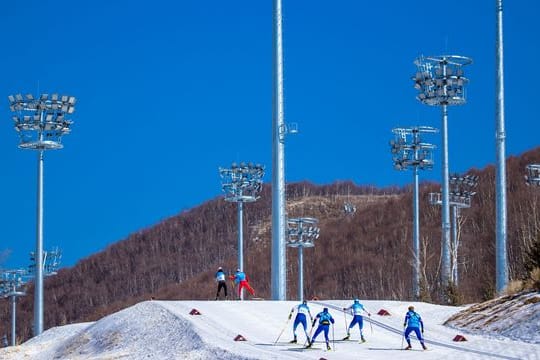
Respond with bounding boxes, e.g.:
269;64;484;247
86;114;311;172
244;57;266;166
315;301;522;360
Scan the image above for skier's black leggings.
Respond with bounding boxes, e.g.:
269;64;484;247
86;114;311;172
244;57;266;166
216;281;227;297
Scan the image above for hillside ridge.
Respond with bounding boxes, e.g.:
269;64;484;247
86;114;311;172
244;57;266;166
1;147;540;343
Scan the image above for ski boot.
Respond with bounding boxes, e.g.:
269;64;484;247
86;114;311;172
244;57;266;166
305;341;312;349
326;343;331;351
342;332;350;340
289;336;297;344
404;344;412;350
422;343;428;350
360;335;366;343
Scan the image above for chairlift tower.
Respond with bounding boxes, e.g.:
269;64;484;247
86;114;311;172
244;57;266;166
219;162;264;300
287;217;319;302
0;269;28;346
429;174;478;286
7;93;75;336
413;55;472;293
390;126;437;299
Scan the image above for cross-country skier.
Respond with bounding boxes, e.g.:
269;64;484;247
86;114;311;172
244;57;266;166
214;267;228;300
403;305;427;350
230;269;255;299
288;300;313;343
342;298;371;342
306;307;335;350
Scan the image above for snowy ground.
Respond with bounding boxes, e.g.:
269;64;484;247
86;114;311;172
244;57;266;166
1;299;539;360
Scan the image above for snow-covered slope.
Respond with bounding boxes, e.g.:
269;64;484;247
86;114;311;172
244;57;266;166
445;290;540;344
1;299;539;360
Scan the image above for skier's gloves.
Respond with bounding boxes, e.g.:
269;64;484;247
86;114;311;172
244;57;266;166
342;308;346;311
312;321;316;327
403;324;406;328
288;314;292;320
421;329;424;334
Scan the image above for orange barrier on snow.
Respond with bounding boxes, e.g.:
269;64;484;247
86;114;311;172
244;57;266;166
189;309;201;315
453;335;467;342
377;309;391;316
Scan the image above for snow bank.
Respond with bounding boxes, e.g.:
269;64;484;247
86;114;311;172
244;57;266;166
445;291;540;344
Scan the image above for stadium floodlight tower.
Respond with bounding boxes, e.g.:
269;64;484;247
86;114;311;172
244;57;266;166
429;173;478;286
525;164;540;186
7;93;75;336
413;55;472;293
390;126;437;299
219;162;264;300
287;217;320;302
0;269;28;346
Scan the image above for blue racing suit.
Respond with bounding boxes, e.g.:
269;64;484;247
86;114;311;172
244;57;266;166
344;302;370;336
403;310;426;347
291;303;312;338
310;310;335;345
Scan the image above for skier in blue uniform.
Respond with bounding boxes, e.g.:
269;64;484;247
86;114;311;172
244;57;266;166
403;305;427;350
306;307;335;350
288;300;313;343
343;298;371;342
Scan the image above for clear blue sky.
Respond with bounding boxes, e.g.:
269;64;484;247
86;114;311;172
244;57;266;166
1;1;539;270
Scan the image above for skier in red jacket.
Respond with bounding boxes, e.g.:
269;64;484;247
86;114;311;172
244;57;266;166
230;269;255;299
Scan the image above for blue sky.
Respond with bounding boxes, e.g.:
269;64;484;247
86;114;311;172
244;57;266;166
1;1;539;270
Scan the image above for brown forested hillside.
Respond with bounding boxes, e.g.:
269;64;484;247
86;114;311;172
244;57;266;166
2;148;540;343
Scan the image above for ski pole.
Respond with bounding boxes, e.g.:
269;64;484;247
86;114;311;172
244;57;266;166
369;314;373;335
401;328;405;349
304;321;315;347
332;323;336;351
274;315;291;345
343;309;348;334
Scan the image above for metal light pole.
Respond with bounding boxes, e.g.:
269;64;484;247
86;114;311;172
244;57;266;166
430;174;478;286
287;217;319;302
0;270;27;346
272;0;287;300
219;162;264;300
495;0;508;294
7;93;75;336
390;126;437;299
413;55;472;293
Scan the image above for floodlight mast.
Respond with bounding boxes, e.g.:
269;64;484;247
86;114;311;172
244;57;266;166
495;0;508;294
272;0;287;301
0;269;28;346
29;247;62;277
7;93;74;336
287;217;319;302
525;164;540;186
413;55;472;295
219;162;264;300
390;126;437;299
429;174;478;286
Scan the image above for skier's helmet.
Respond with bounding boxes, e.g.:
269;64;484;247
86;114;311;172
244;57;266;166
408;305;415;311
354;298;359;303
218;266;222;270
323;307;328;312
237;268;241;272
302;300;307;305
